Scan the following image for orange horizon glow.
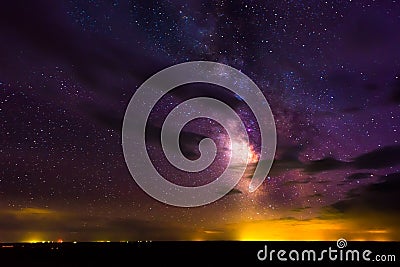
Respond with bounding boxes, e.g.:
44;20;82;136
234;219;391;241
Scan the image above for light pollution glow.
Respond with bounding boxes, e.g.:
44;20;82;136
1;207;398;242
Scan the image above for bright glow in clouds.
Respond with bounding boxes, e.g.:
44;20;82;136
230;140;259;165
222;119;260;166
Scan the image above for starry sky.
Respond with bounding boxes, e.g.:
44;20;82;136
1;0;400;242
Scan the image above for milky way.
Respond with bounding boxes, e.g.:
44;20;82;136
1;1;400;241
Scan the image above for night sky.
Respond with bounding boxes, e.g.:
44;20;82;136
1;0;400;242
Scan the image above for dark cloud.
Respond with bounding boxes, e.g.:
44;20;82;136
346;172;373;180
290;206;311;212
283;178;312;186
389;79;400;104
256;144;305;177
352;145;400;169
301;145;400;174
331;172;400;213
247;145;399;180
226;188;243;196
303;157;348;174
309;193;323;198
267;158;303;177
343;188;362;199
278;144;304;161
315;180;330;184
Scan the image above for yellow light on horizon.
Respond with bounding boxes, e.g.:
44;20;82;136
238;219;347;241
237;218;393;241
27;240;41;244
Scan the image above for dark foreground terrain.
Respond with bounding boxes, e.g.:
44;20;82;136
0;241;398;266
